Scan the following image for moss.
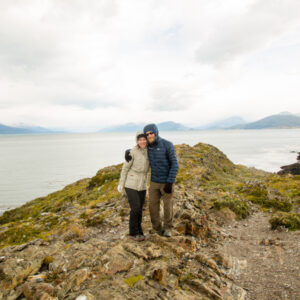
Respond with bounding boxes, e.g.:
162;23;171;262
119;208;128;216
43;255;53;265
269;212;300;230
0;225;45;248
86;166;121;191
68;224;84;237
179;272;196;282
124;275;144;287
266;175;300;201
0;179;88;225
239;182;293;212
86;213;106;227
0;205;41;225
214;197;249;219
242;185;268;204
264;199;292;212
44;265;65;283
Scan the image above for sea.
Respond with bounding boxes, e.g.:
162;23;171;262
0;129;299;215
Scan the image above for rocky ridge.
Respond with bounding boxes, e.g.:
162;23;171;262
0;143;299;299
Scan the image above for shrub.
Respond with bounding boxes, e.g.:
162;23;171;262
214;197;249;219
269;212;300;230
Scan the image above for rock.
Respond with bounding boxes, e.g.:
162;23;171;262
56;268;89;297
278;162;300;175
152;267;168;285
123;243;148;259
23;282;55;300
261;238;270;246
188;279;222;299
177;236;197;252
145;244;162;259
27;274;47;283
75;291;95;300
0;249;46;291
100;245;133;274
70;268;89;287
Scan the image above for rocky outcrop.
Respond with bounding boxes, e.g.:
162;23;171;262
278;152;300;175
0;143;299;299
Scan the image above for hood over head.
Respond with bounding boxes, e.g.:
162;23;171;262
143;123;159;137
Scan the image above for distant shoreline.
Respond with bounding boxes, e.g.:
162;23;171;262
1;127;300;135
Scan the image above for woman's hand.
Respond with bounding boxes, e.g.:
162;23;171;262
117;185;123;193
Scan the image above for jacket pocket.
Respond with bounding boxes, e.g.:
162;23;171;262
125;173;137;188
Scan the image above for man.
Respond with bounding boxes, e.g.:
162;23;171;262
126;123;179;237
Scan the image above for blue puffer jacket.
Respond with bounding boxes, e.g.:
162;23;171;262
143;124;179;183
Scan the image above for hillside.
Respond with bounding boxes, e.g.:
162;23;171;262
0;143;299;299
0;123;32;134
230;113;300;129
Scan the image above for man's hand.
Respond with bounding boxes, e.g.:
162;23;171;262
125;149;132;162
164;183;173;194
117;185;123;193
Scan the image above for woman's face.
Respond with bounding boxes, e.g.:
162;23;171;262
138;137;147;149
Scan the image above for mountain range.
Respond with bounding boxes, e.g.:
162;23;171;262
99;121;191;132
98;112;300;132
1;112;300;134
0;124;63;134
229;112;300;129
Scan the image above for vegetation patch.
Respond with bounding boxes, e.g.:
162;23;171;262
262;198;292;212
0;225;45;248
85;213;107;227
214;197;249;219
269;212;300;230
86;166;121;191
124;275;144;287
266;174;300;203
239;182;292;212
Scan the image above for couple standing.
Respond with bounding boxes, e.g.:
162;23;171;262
118;123;179;241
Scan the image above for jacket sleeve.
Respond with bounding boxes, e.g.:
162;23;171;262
166;142;179;183
119;151;134;188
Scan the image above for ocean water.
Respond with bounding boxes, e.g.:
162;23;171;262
0;129;299;214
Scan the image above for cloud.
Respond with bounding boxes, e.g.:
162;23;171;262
149;81;199;111
195;0;300;66
0;0;300;130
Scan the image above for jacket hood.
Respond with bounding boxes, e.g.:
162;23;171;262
143;123;159;137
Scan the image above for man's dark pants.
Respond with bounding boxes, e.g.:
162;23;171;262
149;181;174;231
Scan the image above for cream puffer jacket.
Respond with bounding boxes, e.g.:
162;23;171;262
119;144;149;191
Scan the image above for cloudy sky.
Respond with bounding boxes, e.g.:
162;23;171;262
0;0;300;132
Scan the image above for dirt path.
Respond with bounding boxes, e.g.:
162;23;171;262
219;211;300;300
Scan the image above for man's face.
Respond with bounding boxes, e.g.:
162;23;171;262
146;131;156;144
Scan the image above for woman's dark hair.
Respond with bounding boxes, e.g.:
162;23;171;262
137;133;147;140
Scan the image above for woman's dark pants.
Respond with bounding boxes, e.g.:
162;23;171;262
125;188;146;236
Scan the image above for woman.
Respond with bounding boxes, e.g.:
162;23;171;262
118;132;149;242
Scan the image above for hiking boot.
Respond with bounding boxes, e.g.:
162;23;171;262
138;234;145;241
163;229;172;237
156;227;164;236
149;227;164;236
129;235;144;242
